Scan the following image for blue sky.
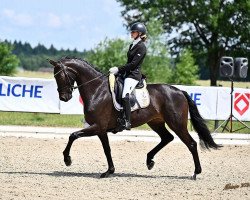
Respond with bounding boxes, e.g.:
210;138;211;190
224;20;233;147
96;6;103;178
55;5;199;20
0;0;128;51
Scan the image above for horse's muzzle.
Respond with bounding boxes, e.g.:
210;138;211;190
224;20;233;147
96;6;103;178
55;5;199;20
59;93;72;102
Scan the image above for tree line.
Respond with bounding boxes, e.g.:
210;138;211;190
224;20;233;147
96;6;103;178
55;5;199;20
4;40;88;71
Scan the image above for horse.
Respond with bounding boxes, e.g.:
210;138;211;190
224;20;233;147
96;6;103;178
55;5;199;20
48;57;221;180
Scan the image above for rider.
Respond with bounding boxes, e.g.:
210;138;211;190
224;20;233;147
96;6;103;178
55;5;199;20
109;22;147;130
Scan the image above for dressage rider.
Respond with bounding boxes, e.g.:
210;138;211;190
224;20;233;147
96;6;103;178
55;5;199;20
109;22;147;130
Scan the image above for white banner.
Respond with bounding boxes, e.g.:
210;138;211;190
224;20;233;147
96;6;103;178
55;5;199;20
217;88;250;121
0;76;59;113
60;89;83;114
0;76;249;121
175;85;218;120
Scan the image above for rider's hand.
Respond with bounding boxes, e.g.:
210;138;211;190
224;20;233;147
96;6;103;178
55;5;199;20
109;67;119;74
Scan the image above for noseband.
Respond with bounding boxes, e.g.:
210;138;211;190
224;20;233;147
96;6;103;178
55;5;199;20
54;62;107;93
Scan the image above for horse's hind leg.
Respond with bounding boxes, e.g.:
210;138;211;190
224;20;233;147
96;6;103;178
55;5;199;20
146;121;174;170
174;128;201;180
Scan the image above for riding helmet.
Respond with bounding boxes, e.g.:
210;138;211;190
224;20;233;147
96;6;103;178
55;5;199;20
130;22;147;35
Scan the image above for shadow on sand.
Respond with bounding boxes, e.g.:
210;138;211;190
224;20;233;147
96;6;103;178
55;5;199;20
0;170;193;180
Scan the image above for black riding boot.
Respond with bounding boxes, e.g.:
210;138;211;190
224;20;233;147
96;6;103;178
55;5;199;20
122;94;131;130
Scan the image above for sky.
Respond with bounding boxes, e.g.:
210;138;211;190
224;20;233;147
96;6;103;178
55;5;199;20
0;0;128;51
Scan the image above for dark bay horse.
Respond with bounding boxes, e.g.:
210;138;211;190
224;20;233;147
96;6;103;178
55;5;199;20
49;57;220;179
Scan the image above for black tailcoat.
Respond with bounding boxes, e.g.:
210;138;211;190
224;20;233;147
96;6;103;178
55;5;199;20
118;40;146;81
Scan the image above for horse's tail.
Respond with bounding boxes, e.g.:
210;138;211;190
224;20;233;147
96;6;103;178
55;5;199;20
182;91;221;150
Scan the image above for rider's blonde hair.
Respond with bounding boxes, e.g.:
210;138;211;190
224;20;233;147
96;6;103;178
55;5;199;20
140;34;147;42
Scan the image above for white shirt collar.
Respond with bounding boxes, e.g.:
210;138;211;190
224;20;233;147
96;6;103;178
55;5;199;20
131;37;141;49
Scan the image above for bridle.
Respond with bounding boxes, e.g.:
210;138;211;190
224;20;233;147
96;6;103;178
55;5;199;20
54;62;107;93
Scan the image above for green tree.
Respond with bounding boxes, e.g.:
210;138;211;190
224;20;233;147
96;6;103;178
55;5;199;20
173;48;198;85
117;0;250;85
0;42;19;75
143;18;172;83
86;38;129;72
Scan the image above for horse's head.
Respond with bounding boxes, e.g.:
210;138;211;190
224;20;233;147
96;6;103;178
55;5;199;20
49;59;76;102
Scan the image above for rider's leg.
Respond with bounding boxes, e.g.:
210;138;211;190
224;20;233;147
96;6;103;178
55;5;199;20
122;78;139;130
122;93;131;130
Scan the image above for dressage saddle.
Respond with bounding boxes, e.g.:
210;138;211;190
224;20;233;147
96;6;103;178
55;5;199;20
114;74;145;106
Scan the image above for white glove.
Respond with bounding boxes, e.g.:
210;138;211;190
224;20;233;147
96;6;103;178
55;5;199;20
109;67;119;74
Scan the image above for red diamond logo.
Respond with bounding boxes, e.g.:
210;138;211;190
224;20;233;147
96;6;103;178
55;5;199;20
234;93;250;116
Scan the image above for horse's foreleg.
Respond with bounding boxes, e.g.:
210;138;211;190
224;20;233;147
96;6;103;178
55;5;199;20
98;133;115;178
63;124;98;167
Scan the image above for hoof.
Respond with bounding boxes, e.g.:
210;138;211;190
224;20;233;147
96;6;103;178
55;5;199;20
191;173;197;180
100;168;115;178
100;172;110;178
64;156;72;166
147;160;155;170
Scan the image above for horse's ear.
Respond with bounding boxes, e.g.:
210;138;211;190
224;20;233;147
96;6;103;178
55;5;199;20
47;59;58;67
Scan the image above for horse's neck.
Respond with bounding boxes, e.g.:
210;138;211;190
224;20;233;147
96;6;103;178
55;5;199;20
75;63;105;103
78;78;108;109
77;66;101;84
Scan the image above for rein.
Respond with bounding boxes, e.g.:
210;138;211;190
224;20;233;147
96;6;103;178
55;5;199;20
72;73;108;90
54;62;108;92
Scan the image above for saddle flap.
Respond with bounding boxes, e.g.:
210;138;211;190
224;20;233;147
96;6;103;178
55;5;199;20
114;76;124;105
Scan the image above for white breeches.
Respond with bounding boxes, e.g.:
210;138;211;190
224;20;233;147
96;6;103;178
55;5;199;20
122;78;139;98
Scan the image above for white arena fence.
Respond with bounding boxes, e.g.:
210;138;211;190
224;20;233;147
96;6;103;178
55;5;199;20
0;76;249;121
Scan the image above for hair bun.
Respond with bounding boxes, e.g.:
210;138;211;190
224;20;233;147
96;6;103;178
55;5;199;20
140;34;147;41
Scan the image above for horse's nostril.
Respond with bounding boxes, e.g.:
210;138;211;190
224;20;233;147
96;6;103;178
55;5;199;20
60;96;67;102
60;94;72;102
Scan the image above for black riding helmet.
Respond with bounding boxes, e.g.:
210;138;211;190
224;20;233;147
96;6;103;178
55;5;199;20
130;22;147;35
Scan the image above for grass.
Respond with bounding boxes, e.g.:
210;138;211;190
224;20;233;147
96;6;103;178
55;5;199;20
15;70;53;79
0;70;249;133
0;111;249;133
190;120;250;134
0;112;84;128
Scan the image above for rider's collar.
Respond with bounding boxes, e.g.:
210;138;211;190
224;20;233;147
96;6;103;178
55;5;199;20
131;37;141;49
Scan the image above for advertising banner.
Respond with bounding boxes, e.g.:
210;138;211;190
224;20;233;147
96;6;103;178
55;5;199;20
0;76;249;121
175;85;218;120
60;89;84;114
0;76;59;113
217;87;250;121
